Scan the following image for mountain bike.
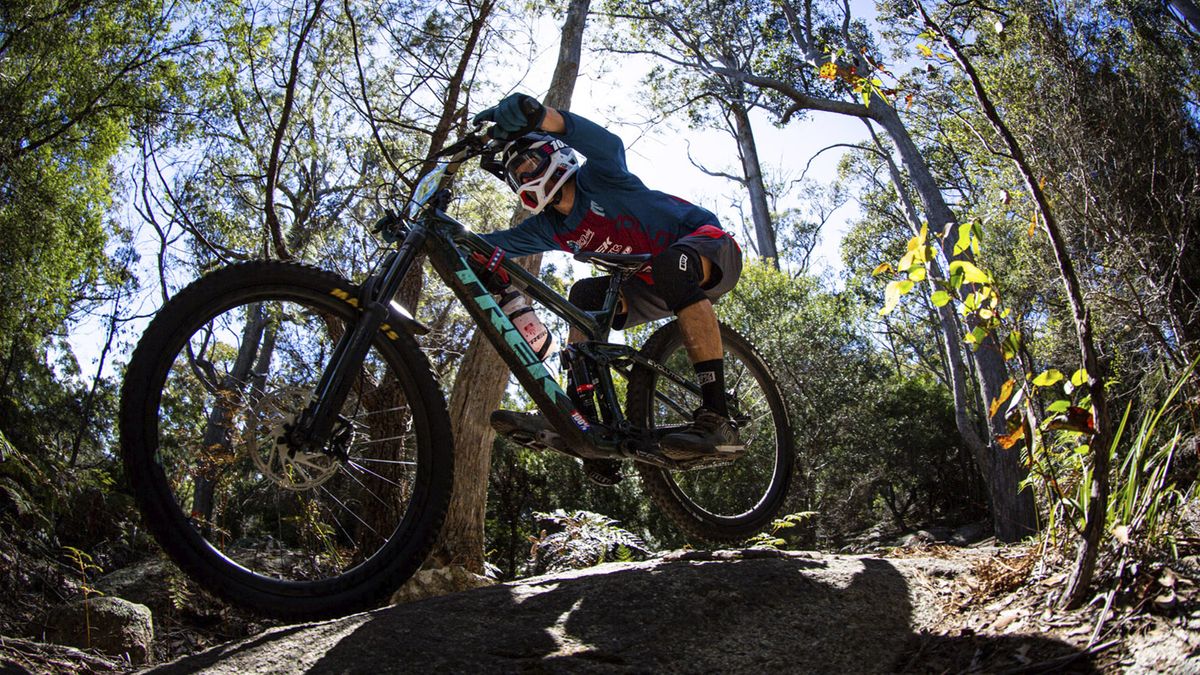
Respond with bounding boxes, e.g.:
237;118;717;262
119;124;794;620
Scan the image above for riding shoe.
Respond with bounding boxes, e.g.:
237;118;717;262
659;407;744;461
490;410;624;486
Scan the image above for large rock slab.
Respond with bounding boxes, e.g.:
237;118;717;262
148;551;1086;673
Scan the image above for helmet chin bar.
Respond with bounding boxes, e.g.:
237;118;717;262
500;134;579;214
516;166;574;214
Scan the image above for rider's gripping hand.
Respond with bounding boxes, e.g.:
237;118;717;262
474;93;546;140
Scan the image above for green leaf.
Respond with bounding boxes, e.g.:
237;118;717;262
908;266;927;282
1032;369;1064;387
1047;399;1071;413
931;290;951;307
1002;331;1021;360
897;280;914;294
953;223;973;255
949;267;965;290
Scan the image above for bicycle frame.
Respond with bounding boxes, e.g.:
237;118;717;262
295;137;702;462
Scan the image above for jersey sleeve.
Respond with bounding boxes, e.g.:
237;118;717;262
479;214;559;257
555;112;634;184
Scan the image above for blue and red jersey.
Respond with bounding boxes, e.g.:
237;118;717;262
480;112;726;264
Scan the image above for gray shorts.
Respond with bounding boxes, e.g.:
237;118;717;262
614;227;743;329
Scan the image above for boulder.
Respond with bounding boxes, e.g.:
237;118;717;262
40;596;154;665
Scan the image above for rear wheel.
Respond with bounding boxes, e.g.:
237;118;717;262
627;320;793;543
120;261;452;619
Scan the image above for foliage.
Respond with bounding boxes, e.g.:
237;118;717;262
527;509;650;575
0;0;192;353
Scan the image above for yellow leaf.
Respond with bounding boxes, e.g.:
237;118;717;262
1028;211;1038;237
948;260;991;284
872;262;893;277
997;426;1025;450
880;280;903;315
917;43;932;57
990;378;1015;417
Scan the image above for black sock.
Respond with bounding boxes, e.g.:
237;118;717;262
694;358;727;417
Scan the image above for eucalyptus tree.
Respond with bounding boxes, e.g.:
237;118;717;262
605;0;1035;539
877;0;1199;605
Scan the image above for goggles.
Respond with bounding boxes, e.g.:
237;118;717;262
507;147;552;184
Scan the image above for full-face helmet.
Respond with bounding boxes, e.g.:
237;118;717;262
501;133;579;214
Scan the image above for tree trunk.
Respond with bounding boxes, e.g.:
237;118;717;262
729;101;778;265
870;100;1036;541
424;0;591;574
865;121;992;487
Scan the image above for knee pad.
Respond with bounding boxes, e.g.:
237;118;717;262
569;275;610;311
651;246;707;313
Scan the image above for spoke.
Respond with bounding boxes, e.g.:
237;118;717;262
348;405;411;419
319;485;379;537
353;434;413;447
338;464;393;509
346;460;407;489
347;456;417;466
324;507;358;560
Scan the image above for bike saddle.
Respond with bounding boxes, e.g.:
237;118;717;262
574;251;651;273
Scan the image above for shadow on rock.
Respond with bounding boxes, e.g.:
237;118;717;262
152;555;1095;673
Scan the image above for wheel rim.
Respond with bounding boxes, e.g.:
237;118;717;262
647;335;784;523
151;294;423;584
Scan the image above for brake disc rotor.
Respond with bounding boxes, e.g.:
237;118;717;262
246;387;343;491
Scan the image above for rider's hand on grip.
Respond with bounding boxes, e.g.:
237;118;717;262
372;209;402;243
473;93;546;141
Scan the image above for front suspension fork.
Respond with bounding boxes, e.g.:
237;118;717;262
290;224;429;452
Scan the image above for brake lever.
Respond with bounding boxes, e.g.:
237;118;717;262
435;121;493;159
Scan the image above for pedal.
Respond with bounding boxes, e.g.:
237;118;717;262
494;425;582;460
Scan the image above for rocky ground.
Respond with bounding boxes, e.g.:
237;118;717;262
3;536;1197;673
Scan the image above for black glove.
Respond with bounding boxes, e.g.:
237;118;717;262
473;93;546;141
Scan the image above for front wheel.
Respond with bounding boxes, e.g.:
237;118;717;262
120;261;453;619
627;320;794;544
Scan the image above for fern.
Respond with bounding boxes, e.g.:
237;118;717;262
529;510;650;573
0;430;51;528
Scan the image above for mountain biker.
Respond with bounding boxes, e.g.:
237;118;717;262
473;93;744;486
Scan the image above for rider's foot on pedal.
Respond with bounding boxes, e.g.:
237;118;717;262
489;410;550;438
659;407;744;461
581;458;623;486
